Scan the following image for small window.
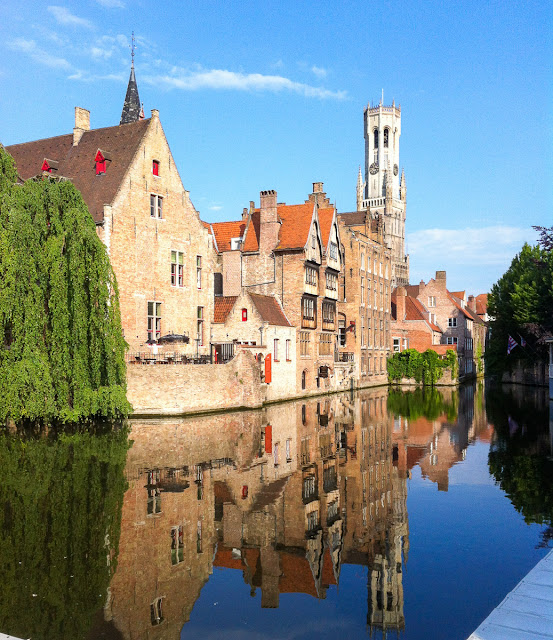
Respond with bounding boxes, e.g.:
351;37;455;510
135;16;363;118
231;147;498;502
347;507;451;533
196;256;202;289
197;306;204;345
373;129;379;149
274;338;279;361
242;308;247;322
171;251;184;287
151;597;164;626
393;337;400;352
428;296;436;307
448;317;457;327
152;160;160;176
384;128;389;148
286;339;291;361
329;242;338;260
171;525;184;565
147;301;161;341
150;194;163;218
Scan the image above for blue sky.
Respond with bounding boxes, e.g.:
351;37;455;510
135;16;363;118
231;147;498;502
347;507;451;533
1;0;551;294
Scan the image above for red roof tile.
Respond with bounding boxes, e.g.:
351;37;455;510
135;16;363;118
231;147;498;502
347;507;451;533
6;119;151;224
318;207;335;249
405;297;441;332
249;294;291;326
242;210;261;252
210;220;246;253
276;203;315;250
213;296;238;323
475;293;488;316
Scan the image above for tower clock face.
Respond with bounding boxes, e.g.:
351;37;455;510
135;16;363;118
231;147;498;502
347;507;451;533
393;164;399;176
369;162;379;175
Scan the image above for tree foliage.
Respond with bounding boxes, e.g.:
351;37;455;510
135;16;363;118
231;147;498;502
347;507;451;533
0;146;131;424
387;348;457;385
487;241;553;374
0;427;129;640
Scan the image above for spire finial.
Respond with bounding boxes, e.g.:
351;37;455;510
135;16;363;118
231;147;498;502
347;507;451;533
130;31;136;68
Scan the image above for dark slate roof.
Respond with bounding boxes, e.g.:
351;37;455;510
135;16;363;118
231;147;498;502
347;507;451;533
249;293;291;326
338;211;367;226
120;64;141;125
6;118;150;223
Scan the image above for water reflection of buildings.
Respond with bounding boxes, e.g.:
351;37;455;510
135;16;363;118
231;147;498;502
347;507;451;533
392;385;491;491
97;385;485;639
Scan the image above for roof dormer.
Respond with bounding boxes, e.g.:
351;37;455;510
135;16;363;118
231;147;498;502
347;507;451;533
95;149;111;175
41;158;58;173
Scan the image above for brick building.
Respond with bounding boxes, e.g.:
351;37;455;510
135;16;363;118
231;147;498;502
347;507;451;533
391;286;445;353
402;271;487;377
337;211;392;386
6;66;215;356
207;183;346;396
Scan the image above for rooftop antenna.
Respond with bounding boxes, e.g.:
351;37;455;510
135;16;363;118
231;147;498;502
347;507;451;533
129;31;136;68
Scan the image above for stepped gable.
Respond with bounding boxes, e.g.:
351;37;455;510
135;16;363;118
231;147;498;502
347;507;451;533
249;293;291;327
213;296;238;323
6;118;150;223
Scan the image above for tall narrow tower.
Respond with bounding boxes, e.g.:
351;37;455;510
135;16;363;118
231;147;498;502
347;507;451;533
358;98;409;287
120;33;142;125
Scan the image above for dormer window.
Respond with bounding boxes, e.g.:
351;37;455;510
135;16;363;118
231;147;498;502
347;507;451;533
41;159;58;173
95;149;111;176
152;160;160;176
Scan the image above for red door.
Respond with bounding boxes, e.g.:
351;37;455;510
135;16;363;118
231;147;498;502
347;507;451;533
264;353;272;384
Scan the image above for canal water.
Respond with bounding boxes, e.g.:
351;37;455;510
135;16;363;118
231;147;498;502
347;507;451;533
0;383;551;640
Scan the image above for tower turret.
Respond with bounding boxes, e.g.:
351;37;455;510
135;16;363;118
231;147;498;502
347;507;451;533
356;166;365;211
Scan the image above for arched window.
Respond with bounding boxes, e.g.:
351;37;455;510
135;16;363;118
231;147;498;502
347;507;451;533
373;129;379;149
384;128;389;148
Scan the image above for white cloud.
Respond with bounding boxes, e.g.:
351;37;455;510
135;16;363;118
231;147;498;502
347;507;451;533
311;65;327;79
209;205;223;211
407;225;540;293
48;6;93;29
8;37;72;70
95;0;125;7
144;67;347;100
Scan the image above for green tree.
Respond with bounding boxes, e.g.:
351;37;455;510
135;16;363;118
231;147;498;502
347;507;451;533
0;146;131;425
487;242;553;375
387;348;457;385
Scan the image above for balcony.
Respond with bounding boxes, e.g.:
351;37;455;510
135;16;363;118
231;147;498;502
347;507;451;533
335;351;354;363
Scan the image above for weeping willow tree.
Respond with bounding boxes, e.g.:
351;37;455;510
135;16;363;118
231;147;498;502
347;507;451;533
0;146;131;424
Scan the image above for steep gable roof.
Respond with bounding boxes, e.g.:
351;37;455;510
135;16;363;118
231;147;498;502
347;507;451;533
242;210;260;252
6;118;151;224
210;220;246;253
213;296;238;323
249;293;291;327
318;207;336;249
275;203;315;251
406;297;441;332
475;293;488;316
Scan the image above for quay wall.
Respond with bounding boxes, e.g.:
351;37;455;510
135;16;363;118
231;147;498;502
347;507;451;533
127;349;265;415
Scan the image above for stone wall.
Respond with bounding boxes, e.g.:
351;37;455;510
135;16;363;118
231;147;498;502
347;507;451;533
501;361;548;387
127;349;264;415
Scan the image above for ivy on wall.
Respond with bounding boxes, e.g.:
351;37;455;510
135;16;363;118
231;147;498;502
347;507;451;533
0;147;131;425
387;348;458;385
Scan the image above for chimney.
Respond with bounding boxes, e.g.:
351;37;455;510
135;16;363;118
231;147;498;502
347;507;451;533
468;295;476;312
313;181;323;193
259;190;279;253
395;287;407;320
242;207;248;221
307;181;329;206
435;270;447;290
73;107;90;146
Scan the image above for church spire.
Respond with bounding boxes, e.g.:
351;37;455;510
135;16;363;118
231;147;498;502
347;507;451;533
120;32;141;125
356;165;365;211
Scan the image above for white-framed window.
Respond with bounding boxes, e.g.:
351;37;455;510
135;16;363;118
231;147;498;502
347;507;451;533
274;442;280;466
274;338;279;361
196;256;202;289
326;271;337;291
446;337;458;345
448;317;457;327
360;253;365;271
329;242;338;260
171;251;184;287
302;297;316;322
393;337;400;352
150;194;163;218
197;306;204;345
428;296;436;307
361;276;365;304
286;438;292;462
305;266;318;286
286;339;291;361
147;301;161;341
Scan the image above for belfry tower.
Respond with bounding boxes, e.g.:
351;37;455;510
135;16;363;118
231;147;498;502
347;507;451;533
357;98;409;287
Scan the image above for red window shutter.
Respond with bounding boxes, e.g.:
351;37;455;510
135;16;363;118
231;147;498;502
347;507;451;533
94;150;105;162
242;308;247;321
152;160;159;176
241;485;248;499
264;354;272;384
265;425;272;454
41;160;51;172
95;160;106;175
